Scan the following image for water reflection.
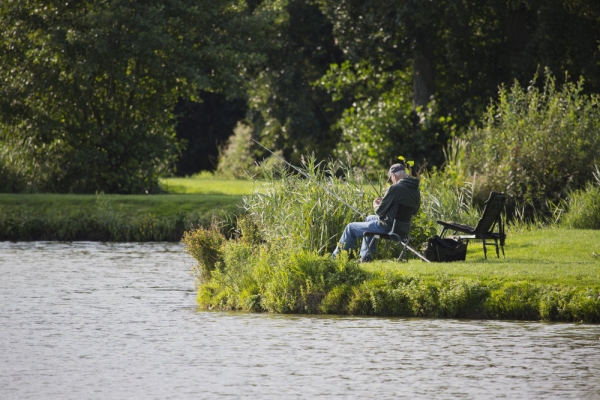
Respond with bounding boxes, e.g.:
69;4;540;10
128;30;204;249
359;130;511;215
1;242;599;399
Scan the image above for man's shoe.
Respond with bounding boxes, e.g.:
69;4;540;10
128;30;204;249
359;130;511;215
359;257;372;263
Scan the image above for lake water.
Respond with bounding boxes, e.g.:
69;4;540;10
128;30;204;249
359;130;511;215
1;241;599;399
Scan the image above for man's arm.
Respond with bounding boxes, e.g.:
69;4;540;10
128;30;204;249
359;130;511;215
375;186;396;219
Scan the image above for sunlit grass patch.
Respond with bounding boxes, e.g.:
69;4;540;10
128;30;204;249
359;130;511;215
160;177;255;195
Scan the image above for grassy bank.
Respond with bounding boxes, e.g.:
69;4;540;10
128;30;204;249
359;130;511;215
184;224;600;323
0;176;254;241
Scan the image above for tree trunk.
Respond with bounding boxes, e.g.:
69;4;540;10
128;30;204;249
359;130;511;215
413;32;435;109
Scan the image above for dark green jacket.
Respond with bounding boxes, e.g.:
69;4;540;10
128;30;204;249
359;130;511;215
376;177;420;237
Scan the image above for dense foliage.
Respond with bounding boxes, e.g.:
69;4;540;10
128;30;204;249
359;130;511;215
0;0;273;192
2;0;600;193
467;71;600;211
560;167;600;230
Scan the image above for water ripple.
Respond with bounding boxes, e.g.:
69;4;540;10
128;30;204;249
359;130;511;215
1;242;599;399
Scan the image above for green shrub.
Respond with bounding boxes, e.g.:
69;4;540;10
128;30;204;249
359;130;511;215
257;248;365;314
181;219;226;282
467;70;600;212
216;122;258;179
319;60;443;173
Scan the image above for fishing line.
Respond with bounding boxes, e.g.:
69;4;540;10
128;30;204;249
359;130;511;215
253;139;366;218
301;82;382;196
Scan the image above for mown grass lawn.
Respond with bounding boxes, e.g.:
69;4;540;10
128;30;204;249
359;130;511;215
160;176;255;195
0;192;243;218
0;178;256;241
367;228;600;288
0;177;255;218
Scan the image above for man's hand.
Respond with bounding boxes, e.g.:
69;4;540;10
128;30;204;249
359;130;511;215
373;197;382;209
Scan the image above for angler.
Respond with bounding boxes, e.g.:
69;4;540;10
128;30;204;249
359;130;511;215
254;139;427;262
332;163;421;262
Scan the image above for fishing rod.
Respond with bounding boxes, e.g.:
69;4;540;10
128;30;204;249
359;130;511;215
252;139;367;218
301;82;382;196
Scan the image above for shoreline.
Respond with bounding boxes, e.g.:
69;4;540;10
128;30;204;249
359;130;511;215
0;193;243;241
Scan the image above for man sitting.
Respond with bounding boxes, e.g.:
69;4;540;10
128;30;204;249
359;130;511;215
332;163;421;262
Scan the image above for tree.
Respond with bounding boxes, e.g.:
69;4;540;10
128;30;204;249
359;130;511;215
313;0;600;170
319;60;439;173
246;0;345;165
0;0;273;193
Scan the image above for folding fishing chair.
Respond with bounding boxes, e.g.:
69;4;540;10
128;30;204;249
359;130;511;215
363;205;430;262
436;191;507;259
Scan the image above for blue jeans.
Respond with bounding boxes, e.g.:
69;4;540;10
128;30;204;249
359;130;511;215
332;215;388;260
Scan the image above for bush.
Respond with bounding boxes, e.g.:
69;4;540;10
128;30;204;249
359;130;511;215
319;60;445;174
181;219;226;282
467;70;600;213
217;122;259;179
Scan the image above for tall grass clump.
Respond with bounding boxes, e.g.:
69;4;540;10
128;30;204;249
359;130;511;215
420;137;482;230
560;165;600;229
242;156;378;254
467;69;600;214
0;137;40;193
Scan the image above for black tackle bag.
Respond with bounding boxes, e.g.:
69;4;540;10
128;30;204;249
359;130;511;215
424;235;467;262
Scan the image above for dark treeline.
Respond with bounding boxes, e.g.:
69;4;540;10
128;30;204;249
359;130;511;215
1;0;600;193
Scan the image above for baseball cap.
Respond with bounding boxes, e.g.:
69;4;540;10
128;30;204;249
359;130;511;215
387;163;406;181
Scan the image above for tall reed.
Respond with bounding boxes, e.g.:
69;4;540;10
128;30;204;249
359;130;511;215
242;155;379;255
560;165;600;229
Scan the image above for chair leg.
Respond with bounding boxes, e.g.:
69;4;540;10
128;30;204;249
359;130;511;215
399;239;431;263
482;238;488;259
494;239;500;258
397;239;410;262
